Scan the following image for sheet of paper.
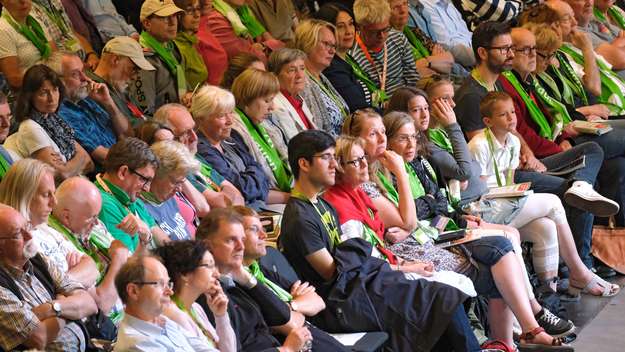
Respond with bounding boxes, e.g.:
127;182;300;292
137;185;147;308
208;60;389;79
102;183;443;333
329;332;366;346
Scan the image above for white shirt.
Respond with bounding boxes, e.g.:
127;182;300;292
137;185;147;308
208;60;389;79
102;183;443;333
468;130;520;188
0;9;49;71
4;119;67;162
31;223;83;273
114;313;216;352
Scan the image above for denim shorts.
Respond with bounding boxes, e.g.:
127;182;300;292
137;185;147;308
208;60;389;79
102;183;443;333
462;236;514;298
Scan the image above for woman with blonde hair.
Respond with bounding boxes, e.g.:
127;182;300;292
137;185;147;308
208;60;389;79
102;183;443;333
295;19;349;136
231;68;292;194
0;158;96;287
191;84;282;209
142;140;207;240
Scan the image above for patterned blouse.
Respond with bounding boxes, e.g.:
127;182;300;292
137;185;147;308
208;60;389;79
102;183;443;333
301;72;349;137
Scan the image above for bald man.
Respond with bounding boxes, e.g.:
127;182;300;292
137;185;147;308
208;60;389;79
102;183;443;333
49;177;130;327
0;206;97;351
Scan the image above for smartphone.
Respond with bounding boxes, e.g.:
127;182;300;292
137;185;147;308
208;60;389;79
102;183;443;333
433;229;466;244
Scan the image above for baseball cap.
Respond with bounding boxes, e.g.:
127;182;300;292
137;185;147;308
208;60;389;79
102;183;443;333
140;0;184;22
103;36;156;71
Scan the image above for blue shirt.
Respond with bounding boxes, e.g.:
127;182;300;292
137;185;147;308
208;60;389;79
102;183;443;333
59;98;117;154
143;196;192;242
418;0;472;49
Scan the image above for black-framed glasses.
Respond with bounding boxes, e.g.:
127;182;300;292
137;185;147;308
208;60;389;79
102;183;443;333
363;25;392;37
0;222;32;240
312;153;336;162
537;51;557;61
514;46;537;56
344;155;367;168
132;280;174;290
129;168;153;188
486;45;514;55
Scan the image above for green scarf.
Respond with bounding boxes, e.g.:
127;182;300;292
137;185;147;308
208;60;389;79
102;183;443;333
344;54;388;107
246;261;293;301
0;152;11;181
501;71;559;141
236;5;266;38
405;162;425;198
2;10;51;59
531;75;572;137
236;108;292;191
197;157;221;191
427;128;453;153
595;6;625;30
403;26;429;60
377;171;399;206
213;0;265;38
555;52;589;106
140;31;187;98
174;32;208;89
560;44;625;114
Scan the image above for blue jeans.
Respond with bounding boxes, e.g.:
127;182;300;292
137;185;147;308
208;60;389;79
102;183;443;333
596;157;625;227
574;126;625;160
463;236;515;298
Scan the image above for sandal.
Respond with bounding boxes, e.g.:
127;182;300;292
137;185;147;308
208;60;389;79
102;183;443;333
564;272;620;301
481;339;516;352
518;327;573;351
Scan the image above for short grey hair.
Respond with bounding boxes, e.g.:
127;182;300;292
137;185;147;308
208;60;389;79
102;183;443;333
190;85;235;123
268;48;307;75
150;140;200;178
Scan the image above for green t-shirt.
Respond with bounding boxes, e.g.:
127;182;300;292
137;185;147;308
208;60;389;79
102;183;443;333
95;176;156;252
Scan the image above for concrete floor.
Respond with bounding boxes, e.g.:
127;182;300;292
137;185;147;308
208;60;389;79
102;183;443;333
567;275;625;351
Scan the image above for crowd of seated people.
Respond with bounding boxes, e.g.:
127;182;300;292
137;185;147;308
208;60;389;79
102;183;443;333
2;0;625;350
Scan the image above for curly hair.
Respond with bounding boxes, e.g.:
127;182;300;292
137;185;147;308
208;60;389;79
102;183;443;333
153;240;209;289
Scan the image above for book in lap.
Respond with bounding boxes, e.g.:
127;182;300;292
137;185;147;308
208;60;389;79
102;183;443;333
483;182;533;199
570;120;613;135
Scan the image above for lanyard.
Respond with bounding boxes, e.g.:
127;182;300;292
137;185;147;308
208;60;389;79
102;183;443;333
246;261;293;301
305;70;348;119
355;34;388;92
471;68;497;92
485;128;513;187
291;190;341;247
171;295;216;346
344;54;388;107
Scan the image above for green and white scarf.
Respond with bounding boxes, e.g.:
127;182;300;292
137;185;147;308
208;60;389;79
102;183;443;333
140;31;187;98
2;10;51;59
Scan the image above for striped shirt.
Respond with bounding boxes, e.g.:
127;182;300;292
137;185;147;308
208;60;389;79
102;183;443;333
451;0;527;30
348;30;419;97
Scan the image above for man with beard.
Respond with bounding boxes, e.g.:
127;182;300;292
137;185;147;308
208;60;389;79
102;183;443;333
114;255;214;350
89;36;155;127
57;53;135;164
0;205;97;351
49;177;130;326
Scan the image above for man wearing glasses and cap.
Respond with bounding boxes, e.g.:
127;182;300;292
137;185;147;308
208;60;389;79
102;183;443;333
89;36;156;128
130;0;191;116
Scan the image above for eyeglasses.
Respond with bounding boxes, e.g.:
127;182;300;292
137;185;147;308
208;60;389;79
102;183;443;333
394;133;418;143
343;155;367;168
133;280;174;290
537;51;557;61
486;45;514;55
319;40;337;51
514;46;537;56
170;176;186;189
0;222;32;240
312;153;336;162
129;168;153;188
363;26;392;37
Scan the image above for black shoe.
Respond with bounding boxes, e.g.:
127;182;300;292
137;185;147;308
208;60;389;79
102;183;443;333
535;308;575;337
592;265;616;279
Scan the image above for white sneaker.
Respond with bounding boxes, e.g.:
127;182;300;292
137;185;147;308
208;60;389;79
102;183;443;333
564;181;620;217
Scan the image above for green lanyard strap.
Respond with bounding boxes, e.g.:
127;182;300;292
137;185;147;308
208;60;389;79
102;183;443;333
344;54;388;107
2;11;51;59
291;190;341;247
428;128;453;153
501;71;559;141
236;108;292;191
140;31;187;98
485;128;514;187
246;261;293;301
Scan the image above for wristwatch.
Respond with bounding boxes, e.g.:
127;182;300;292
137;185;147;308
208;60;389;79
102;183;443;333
50;301;62;317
